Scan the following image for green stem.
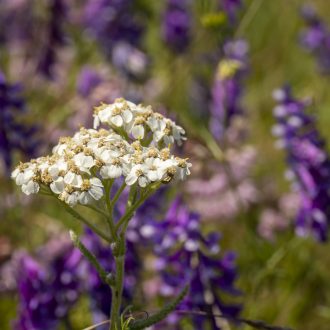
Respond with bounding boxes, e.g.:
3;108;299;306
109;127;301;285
115;196;145;232
111;182;127;208
62;202;112;243
83;204;109;218
110;238;126;330
129;285;189;330
70;231;114;286
104;180;117;240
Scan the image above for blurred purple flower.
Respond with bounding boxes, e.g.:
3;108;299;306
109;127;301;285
300;4;330;74
209;39;249;142
0;71;40;174
14;237;82;330
258;193;299;242
220;0;242;23
162;0;192;53
83;0;144;54
111;42;149;81
37;0;68;79
185;144;258;220
77;67;103;97
272;85;330;241
154;198;242;329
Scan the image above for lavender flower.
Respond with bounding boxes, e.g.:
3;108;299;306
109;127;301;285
300;4;330;74
154;198;242;329
209;39;248;142
161;0;191;53
272;86;330;241
0;71;39;174
14;237;82;330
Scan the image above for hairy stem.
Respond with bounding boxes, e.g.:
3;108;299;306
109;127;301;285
110;236;126;330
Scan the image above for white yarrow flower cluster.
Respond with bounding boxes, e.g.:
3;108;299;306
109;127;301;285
93;98;186;146
12;99;191;206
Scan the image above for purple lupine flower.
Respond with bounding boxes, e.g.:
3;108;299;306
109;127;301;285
272;86;330;241
82;228;140;326
0;71;40;174
154;198;242;329
300;4;330;74
37;0;67;79
209;39;248;141
161;0;192;53
14;237;82;330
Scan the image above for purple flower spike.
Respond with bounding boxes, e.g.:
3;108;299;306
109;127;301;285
14;238;82;330
300;4;330;74
37;0;68;79
162;0;192;53
155;198;242;329
272;86;330;241
209;39;249;141
0;72;40;174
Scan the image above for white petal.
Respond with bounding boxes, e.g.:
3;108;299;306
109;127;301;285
108;165;122;178
78;192;91;205
16;173;26;185
138;176;148;187
147;170;159;182
125;173;138;186
22;181;39;195
111;115;123;127
93;115;100;129
90;178;103;187
122;110;133;123
11;168;20;179
99;107;112;122
50;178;65;194
100;166;111;179
89;186;103;200
131;125;145;139
64;172;75;184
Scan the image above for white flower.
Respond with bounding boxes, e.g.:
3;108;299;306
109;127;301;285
125;164;149;187
172;124;186;145
48;160;67;179
97;103;133;128
21;180;39;195
50;177;66;194
100;163;123;179
64;171;83;187
12;167;35;186
78;178;104;204
60;191;80;207
176;159;192;180
143;158;164;182
130;124;145;140
73;152;95;172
